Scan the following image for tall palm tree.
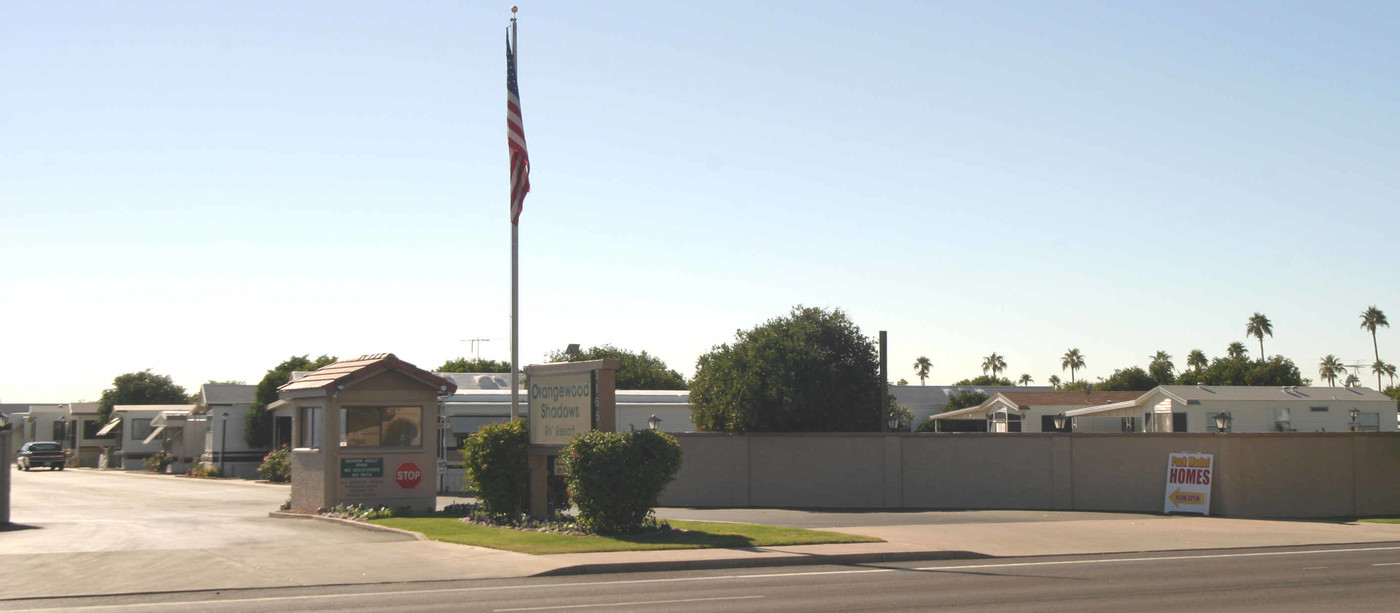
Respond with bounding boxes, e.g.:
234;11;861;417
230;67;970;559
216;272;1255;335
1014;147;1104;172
1048;374;1062;390
1150;350;1174;373
1372;361;1387;390
982;353;1007;380
1385;362;1398;389
1061;348;1086;383
1018;373;1033;386
1186;349;1208;373
913;356;932;386
1227;342;1249;360
1361;306;1389;389
1319;354;1346;387
1246;312;1273;360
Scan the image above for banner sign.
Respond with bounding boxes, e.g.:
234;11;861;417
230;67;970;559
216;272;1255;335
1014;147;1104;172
529;372;595;445
1164;452;1213;515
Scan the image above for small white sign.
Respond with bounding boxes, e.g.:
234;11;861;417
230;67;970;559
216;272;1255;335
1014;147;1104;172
1164;452;1213;515
528;372;593;446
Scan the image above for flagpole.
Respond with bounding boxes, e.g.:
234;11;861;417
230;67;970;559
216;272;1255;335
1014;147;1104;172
510;7;520;423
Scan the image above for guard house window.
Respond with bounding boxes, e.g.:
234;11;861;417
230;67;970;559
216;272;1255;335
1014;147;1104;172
298;407;322;449
130;418;153;441
341;407;422;448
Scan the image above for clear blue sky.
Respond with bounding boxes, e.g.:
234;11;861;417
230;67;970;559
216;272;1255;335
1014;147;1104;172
4;1;1398;402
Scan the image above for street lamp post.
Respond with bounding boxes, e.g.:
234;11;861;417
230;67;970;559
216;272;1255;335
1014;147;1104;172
220;412;229;476
1053;412;1068;432
886;412;900;432
647;414;662;431
1214;412;1232;433
1350;408;1360;432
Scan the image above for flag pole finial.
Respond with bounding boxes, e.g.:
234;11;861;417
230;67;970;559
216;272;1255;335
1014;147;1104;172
511;5;517;13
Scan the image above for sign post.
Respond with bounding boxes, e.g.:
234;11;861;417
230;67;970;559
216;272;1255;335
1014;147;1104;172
1164;452;1214;515
523;359;618;518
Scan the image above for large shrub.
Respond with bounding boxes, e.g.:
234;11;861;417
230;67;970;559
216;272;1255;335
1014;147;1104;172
690;305;881;432
559;430;682;535
257;447;291;482
460;419;530;518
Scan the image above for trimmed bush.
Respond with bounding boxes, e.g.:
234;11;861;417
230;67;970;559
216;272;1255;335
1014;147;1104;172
143;450;173;473
560;430;682;535
258;447;291;482
460;419;530;518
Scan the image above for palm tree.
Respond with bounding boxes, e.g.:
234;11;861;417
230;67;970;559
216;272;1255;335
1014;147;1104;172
1246;312;1273;360
1227;342;1249;360
913;356;932;386
1319;354;1346;387
1048;374;1062;390
1018;373;1033;386
1186;349;1208;373
1372;361;1387;390
1150;350;1174;373
982;353;1007;379
1361;306;1389;389
1385;362;1398;388
1345;373;1361;388
1061;348;1086;383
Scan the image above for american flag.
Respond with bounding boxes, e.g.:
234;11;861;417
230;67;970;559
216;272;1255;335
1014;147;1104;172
507;35;530;225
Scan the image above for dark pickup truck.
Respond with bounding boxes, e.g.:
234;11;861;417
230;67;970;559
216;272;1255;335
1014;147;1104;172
17;441;67;471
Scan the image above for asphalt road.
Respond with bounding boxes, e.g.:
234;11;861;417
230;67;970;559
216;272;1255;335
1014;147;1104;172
9;543;1400;612
1;467;408;553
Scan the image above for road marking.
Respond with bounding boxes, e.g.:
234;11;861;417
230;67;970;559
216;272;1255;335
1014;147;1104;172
1372;562;1400;566
1302;567;1326;570
494;595;762;611
11;545;1400;612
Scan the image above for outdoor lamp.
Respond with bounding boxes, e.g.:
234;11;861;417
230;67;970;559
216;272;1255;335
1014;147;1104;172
1214;412;1232;432
1350;408;1360;431
647;414;661;431
1053;412;1067;431
886;413;900;432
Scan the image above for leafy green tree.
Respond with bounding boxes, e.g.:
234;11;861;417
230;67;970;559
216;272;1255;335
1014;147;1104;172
1095;367;1158;392
888;397;913;431
97;370;190;424
1018;373;1034;386
1148;351;1175;385
1176;355;1304;387
1047;374;1062;390
981;353;1007;379
1186;349;1208;373
1361;306;1389;388
952;375;1014;386
546;345;685;390
437;357;512;373
1061;348;1086;383
246;354;337;448
1319;354;1346;387
1059;379;1091;392
913;356;932;386
1226;342;1249;360
689;306;880;432
944;390;989;411
1246;312;1273;359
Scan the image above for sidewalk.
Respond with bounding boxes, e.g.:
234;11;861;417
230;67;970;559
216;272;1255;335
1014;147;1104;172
7;509;1400;601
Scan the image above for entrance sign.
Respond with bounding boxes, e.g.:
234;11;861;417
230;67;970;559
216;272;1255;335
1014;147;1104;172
1164;452;1213;515
528;372;595;445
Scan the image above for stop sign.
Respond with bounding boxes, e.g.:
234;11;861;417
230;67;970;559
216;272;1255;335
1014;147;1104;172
395;462;423;489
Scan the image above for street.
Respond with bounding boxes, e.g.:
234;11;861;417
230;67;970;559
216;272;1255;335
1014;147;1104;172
7;543;1400;612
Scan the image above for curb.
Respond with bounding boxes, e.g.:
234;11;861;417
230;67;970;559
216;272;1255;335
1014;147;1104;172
267;511;428;540
534;549;989;577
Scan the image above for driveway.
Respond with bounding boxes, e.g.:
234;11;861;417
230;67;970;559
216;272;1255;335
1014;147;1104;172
2;467;407;554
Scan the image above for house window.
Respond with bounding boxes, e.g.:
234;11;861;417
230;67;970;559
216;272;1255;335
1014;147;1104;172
52;421;67;441
1121;417;1137;432
299;407;322;449
1358;412;1381;432
1274;408;1293;432
1310;406;1328;412
83;419;113;439
130;418;153;441
340;406;422;448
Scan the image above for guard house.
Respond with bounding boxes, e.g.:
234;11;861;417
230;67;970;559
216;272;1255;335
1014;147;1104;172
279;354;456;513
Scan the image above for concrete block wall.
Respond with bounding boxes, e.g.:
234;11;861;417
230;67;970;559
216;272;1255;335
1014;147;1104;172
659;432;1400;518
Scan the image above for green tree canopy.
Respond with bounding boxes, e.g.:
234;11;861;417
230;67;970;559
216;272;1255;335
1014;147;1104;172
1175;355;1305;387
437;357;512;373
689;306;880;432
952;375;1014;386
1094;366;1158;391
944;390;989;411
1186;349;1209;373
1148;351;1175;385
545;344;686;390
97;370;190;424
246;354;337;448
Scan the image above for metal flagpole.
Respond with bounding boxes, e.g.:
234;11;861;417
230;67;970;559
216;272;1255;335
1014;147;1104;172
510;7;520;422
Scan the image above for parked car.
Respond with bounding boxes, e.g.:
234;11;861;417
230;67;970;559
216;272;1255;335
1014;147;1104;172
17;441;68;471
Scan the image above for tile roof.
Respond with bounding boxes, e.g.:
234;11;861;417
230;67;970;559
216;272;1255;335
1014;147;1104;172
277;353;457;397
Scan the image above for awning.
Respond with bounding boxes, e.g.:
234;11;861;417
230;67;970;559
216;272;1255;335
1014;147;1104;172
142;425;167;446
1064;400;1139;418
95;417;122;437
925;406;987;420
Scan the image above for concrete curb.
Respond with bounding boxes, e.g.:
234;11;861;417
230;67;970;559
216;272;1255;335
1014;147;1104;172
534;549;990;576
267;511;429;541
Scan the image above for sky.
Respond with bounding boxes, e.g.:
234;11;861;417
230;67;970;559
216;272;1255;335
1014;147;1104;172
4;1;1399;402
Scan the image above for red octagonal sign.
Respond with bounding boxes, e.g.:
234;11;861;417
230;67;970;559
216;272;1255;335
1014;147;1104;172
395;462;423;489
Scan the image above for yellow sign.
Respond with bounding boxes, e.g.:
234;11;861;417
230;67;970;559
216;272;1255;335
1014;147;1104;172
1168;488;1205;507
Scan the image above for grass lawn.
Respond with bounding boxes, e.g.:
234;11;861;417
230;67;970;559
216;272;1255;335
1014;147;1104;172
1360;518;1400;524
367;517;881;555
